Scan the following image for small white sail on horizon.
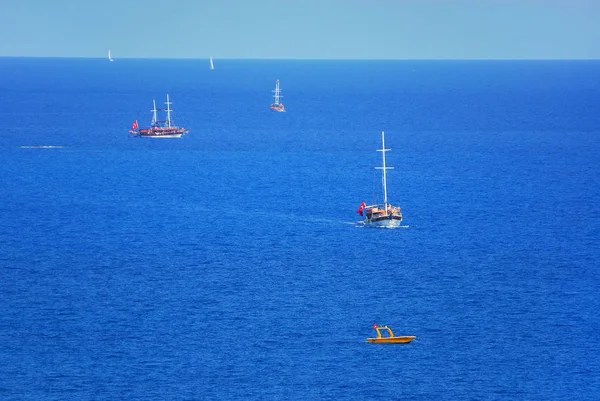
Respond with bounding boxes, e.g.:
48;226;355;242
108;49;114;62
210;56;214;70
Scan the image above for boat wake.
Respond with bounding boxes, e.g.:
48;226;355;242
295;216;352;226
20;146;65;149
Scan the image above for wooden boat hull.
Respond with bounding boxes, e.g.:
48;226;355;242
367;336;415;344
270;104;285;112
139;133;183;138
361;216;403;228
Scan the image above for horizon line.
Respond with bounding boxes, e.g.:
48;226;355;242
1;56;600;62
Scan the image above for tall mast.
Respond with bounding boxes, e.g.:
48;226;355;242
151;100;158;125
376;131;393;211
272;80;281;105
165;94;172;128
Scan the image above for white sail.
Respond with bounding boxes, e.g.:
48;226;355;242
210;56;214;70
108;49;114;62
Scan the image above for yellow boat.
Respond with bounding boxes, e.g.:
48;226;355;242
367;324;415;344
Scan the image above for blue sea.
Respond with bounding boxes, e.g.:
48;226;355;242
1;58;599;400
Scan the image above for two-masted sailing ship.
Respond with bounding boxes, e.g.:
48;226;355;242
357;131;403;227
128;94;189;138
270;79;285;112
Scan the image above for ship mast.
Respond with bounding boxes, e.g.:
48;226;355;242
165;94;172;128
151;100;158;126
376;131;393;212
272;80;281;105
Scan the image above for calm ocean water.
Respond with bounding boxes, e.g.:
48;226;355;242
0;58;599;400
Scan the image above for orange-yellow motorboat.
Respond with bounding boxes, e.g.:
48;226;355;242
367;324;415;344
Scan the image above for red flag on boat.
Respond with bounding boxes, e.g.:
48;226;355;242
132;120;138;130
357;202;366;216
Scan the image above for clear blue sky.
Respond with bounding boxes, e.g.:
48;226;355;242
1;0;599;59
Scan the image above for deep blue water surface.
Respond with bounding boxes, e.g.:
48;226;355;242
1;58;599;399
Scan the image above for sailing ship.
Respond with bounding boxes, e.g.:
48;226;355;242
108;49;114;62
210;56;214;70
128;94;189;138
270;79;285;112
357;131;403;227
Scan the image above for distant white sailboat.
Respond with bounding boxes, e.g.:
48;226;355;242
108;49;114;62
209;56;214;70
270;80;285;112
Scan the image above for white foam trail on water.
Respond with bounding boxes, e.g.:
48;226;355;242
354;223;409;229
20;145;65;149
